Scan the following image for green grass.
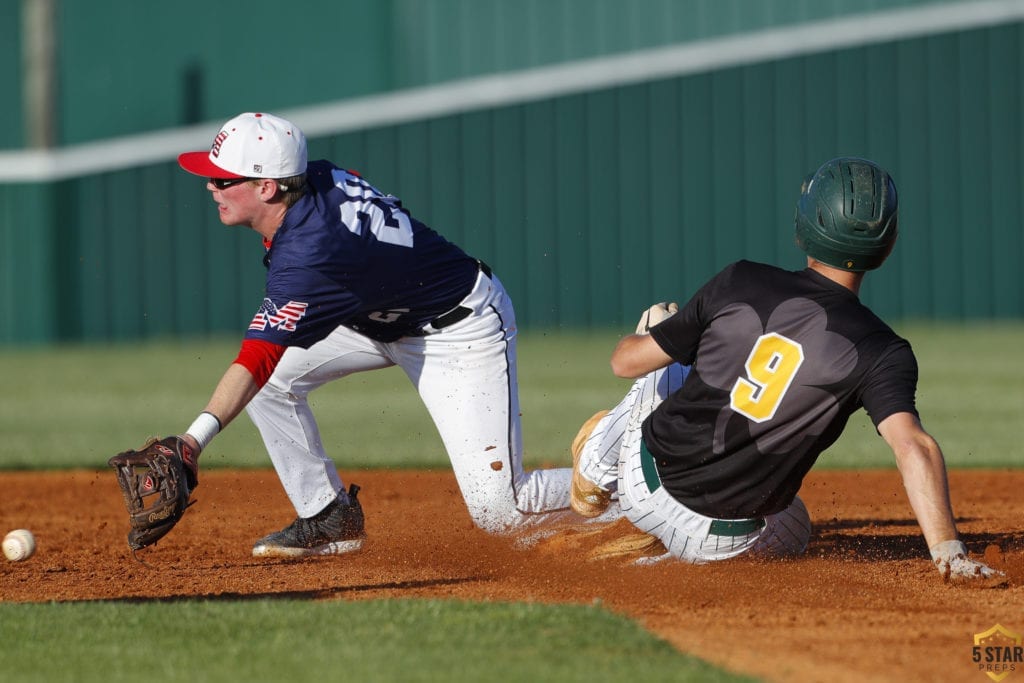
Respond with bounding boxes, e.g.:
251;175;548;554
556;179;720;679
0;599;755;683
1;323;1020;683
0;330;630;471
0;324;1020;471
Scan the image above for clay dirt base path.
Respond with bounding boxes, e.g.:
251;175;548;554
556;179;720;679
1;468;1022;683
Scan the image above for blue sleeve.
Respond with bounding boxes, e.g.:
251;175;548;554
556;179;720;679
245;266;360;348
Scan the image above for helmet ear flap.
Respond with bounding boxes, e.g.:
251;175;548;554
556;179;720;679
793;158;898;272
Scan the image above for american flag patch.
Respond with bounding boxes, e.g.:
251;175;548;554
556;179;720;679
249;299;309;332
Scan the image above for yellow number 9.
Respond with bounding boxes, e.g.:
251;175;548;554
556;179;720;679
730;333;804;423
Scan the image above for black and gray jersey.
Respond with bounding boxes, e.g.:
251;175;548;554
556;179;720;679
645;260;918;519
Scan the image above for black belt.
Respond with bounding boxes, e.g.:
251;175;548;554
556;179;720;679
421;260;492;332
639;439;766;537
430;305;473;329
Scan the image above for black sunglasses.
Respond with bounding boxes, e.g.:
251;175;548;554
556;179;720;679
210;177;252;190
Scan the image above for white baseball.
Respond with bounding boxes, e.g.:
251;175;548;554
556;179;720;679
3;529;36;562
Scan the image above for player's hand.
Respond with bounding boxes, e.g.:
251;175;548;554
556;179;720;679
929;540;1005;584
635;302;678;335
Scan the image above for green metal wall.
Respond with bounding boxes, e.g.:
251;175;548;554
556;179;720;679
385;0;951;88
338;23;1024;328
1;0;968;149
0;2;22;150
2;19;1021;347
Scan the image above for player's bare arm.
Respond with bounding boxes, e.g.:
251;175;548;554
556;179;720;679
609;302;679;378
879;411;1003;582
878;411;959;546
179;363;263;452
610;334;674;379
204;362;266;425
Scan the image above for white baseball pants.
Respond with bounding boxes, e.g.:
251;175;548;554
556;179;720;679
245;268;577;533
577;364;812;563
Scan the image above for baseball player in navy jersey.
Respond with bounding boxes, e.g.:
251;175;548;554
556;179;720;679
571;157;1001;583
160;111;579;557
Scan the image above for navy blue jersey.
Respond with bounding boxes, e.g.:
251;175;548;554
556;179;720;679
645;260;918;519
245;160;479;346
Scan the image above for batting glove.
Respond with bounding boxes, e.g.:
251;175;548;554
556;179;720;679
635;302;679;335
929;540;1004;583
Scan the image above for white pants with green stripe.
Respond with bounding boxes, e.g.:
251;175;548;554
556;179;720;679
577;364;811;564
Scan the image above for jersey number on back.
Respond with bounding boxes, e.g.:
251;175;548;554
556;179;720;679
334;170;414;247
730;332;804;423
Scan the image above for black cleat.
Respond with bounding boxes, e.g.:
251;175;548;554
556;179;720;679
252;484;366;558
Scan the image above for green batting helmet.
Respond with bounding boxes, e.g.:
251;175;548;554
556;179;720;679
794;157;898;271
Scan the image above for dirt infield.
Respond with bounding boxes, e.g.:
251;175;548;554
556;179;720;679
1;468;1021;682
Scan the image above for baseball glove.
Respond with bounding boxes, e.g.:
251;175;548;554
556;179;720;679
108;436;198;550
